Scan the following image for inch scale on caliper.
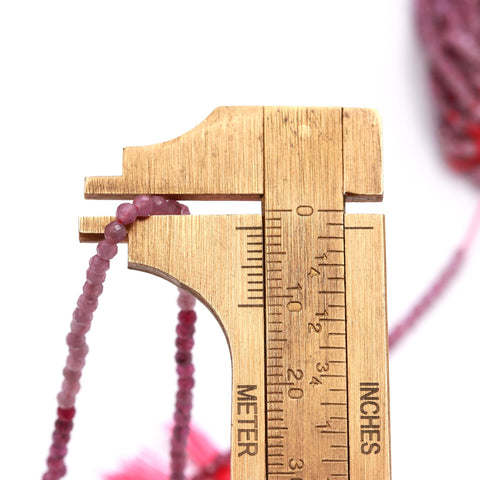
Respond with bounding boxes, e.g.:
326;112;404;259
79;106;391;480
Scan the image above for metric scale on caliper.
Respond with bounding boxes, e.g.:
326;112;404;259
80;106;391;480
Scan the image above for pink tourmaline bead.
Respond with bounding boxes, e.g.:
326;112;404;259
52;431;70;445
86;268;106;285
62;367;81;383
70;319;91;335
116;203;138;224
178;377;194;389
73;308;93;324
133;195;153;216
178;310;197;325
104;221;127;243
69;343;89;358
57;391;75;409
62;380;81;395
151;195;167;214
175;337;194;350
66;332;86;348
180;204;190;215
76;294;98;313
82;281;103;299
96;240;118;260
66;354;86;371
176;323;194;337
49;444;67;458
57;407;76;421
175;351;192;365
89;255;110;274
164;199;182;215
176;364;194;376
177;291;196;310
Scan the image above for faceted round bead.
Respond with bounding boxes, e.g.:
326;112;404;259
57;407;76;421
69;343;89;358
178;310;197;325
164;199;182;215
175;337;194;350
66;332;86;348
104;221;127;243
62;379;81;395
151;195;167;214
116;203;138;224
62;367;82;383
70;319;91;335
178;376;194;389
76;294;98;313
89;255;110;274
176;364;194;376
82;281;103;299
52;431;70;445
176;390;193;403
86;268;106;285
96;240;118;260
57;391;75;409
66;354;86;371
177;291;196;310
175;351;192;366
179;204;190;215
176;323;195;337
49;444;67;458
133;195;154;216
73;308;93;324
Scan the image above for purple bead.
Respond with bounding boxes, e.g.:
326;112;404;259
73;308;93;324
116;203;138;224
133;195;153;216
86;268;106;285
151;196;167;214
70;319;91;335
66;332;86;348
76;294;98;313
177;291;196;310
62;367;82;383
57;391;75;409
104;221;127;243
89;255;110;274
82;282;103;299
164;199;182;215
96;240;118;260
179;204;190;215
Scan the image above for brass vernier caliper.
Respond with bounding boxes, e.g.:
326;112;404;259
80;106;391;480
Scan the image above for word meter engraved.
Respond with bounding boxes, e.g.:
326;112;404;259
264;208;348;480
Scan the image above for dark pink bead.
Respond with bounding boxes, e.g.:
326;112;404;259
57;407;76;421
174;411;191;424
104;221;127;243
176;323;194;337
175;351;192;365
175;337;194;350
73;308;93;324
176;364;194;376
66;332;86;348
178;376;194;389
89;255;110;274
49;444;67;458
176;390;193;403
47;457;64;469
54;419;74;434
164;199;182;215
151;196;167;214
116;203;138;224
77;294;98;313
86;268;106;285
178;310;197;325
133;195;154;216
96;240;118;260
52;431;70;445
70;319;91;335
82;281;103;299
62;367;82;383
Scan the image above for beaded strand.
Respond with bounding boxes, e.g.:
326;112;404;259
43;195;196;480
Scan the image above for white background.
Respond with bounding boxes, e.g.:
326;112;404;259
1;1;479;479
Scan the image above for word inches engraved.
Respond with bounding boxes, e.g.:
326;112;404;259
236;385;259;457
360;382;382;455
